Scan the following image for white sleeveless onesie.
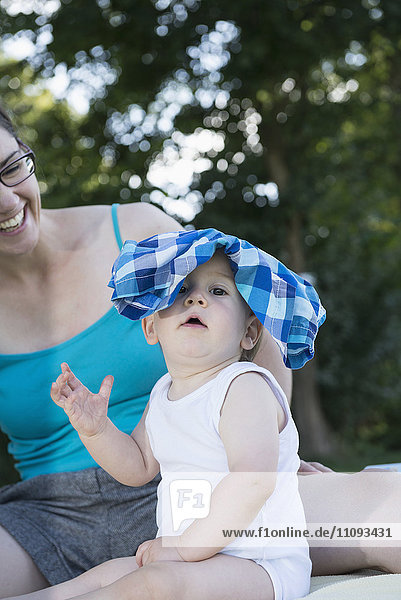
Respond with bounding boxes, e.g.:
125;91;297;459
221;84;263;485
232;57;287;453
145;362;311;600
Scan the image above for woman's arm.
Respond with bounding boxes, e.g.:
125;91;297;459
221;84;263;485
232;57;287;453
253;331;292;402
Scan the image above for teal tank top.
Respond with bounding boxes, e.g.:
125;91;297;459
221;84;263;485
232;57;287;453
0;204;167;480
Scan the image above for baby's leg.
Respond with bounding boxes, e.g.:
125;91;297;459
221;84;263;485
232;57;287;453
47;554;274;600
3;556;138;600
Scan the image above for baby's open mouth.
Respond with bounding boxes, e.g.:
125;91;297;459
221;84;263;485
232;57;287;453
182;316;207;327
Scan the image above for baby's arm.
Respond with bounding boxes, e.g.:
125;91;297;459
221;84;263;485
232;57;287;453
51;363;159;486
176;372;284;561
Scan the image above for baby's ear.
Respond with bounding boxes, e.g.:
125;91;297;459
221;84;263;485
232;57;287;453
141;315;159;345
241;315;263;351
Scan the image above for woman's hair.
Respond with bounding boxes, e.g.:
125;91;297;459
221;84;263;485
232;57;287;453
0;104;18;139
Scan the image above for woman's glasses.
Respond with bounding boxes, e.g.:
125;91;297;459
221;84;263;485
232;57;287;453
0;141;36;187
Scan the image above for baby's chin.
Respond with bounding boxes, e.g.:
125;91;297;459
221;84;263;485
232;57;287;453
168;349;242;371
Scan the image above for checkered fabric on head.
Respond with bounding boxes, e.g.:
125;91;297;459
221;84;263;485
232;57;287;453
108;228;326;369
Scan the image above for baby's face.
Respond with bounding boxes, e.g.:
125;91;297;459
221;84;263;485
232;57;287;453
142;252;259;368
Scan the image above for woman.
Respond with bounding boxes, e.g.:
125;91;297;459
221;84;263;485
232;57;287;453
0;105;399;597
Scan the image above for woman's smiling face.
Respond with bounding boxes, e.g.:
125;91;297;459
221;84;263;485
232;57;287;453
0;127;41;258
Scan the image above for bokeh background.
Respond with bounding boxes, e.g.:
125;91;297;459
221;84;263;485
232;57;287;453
1;0;401;485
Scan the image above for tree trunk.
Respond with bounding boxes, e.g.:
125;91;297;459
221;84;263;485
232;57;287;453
292;358;335;458
286;211;336;458
264;133;336;458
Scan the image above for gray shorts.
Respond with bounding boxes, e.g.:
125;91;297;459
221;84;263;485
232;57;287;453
0;468;159;584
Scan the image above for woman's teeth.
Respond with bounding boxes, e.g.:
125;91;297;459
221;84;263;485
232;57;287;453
0;208;25;232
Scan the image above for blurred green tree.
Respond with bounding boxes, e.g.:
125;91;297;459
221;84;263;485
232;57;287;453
1;0;401;472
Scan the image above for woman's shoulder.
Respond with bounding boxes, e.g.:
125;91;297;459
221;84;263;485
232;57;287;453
116;202;184;241
43;202;183;243
42;204;109;229
41;205;111;249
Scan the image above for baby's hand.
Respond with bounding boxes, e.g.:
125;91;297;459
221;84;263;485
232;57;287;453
136;537;184;567
50;362;114;438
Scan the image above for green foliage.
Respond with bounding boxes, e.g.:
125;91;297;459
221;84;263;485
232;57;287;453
1;0;401;479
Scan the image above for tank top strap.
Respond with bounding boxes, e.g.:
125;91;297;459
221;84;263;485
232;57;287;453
111;203;123;249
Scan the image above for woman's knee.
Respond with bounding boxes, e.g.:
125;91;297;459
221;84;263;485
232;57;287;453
97;556;138;588
140;562;182;600
0;525;49;597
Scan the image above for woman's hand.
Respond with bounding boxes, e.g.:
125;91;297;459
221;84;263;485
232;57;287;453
50;362;113;438
136;537;184;567
298;459;334;474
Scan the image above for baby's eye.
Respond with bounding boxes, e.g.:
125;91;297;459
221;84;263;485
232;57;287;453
211;287;227;296
178;285;187;294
